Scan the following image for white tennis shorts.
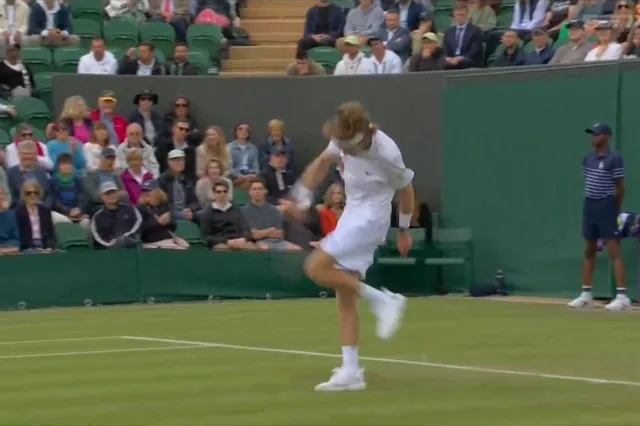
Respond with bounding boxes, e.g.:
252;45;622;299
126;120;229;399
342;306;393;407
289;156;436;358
320;207;390;279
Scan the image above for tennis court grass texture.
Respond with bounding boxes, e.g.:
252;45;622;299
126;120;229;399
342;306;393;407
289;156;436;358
0;297;638;426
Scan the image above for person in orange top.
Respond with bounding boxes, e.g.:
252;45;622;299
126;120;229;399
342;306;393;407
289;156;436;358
317;183;345;236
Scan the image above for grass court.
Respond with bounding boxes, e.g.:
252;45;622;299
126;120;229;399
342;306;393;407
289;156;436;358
0;297;638;425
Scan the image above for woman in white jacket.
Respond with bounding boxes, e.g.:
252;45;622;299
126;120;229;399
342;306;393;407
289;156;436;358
333;36;374;76
115;123;160;178
585;22;624;61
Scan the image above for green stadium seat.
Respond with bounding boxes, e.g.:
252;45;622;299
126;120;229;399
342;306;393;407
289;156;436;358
54;47;85;73
332;0;354;8
232;188;250;206
424;227;475;291
108;47;125;60
73;18;101;49
496;11;514;28
174;220;207;247
434;15;453;32
71;0;104;25
187;24;223;61
140;22;176;59
33;73;53;112
376;228;427;265
187;51;211;75
20;47;53;74
0;98;14;132
0;128;11;146
308;47;342;74
103;19;139;50
55;223;92;251
12;97;52;131
553;38;569;49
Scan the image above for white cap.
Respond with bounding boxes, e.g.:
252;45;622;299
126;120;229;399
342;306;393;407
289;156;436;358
168;149;185;160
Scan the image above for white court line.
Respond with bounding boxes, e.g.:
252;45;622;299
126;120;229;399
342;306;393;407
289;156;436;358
0;345;205;360
0;336;121;345
121;336;640;388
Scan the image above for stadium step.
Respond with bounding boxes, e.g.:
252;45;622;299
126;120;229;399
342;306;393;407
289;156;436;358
246;0;315;10
242;18;305;34
221;71;285;77
248;32;301;44
242;7;307;19
224;58;291;71
230;45;297;60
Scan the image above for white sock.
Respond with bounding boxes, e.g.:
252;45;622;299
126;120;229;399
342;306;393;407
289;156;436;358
342;346;359;370
359;282;387;306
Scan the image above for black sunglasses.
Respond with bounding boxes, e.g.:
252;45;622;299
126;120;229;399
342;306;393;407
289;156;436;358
139;97;152;102
21;132;33;137
177;126;189;132
175;103;188;107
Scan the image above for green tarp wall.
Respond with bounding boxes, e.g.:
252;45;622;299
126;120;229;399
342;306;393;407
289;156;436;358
442;62;640;301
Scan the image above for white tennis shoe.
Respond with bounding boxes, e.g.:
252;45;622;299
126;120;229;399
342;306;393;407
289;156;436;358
314;367;366;391
375;289;407;341
605;294;632;311
568;291;593;308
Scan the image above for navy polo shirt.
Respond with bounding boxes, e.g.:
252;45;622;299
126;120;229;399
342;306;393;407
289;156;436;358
582;149;624;200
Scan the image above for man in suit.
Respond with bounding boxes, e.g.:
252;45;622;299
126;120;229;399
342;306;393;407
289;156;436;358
442;3;483;69
26;0;80;47
298;0;345;51
379;9;412;62
394;0;424;31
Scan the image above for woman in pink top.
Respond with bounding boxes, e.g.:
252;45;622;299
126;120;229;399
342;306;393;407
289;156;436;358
120;148;154;204
58;96;93;144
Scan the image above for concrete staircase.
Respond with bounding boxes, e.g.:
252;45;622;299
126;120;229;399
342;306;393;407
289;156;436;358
222;0;316;77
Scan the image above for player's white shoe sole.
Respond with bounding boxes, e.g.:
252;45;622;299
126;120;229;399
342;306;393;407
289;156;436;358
376;289;407;341
568;292;593;309
605;294;632;311
314;367;366;391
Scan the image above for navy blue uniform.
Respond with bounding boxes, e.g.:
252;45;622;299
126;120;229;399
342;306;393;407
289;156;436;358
582;149;624;241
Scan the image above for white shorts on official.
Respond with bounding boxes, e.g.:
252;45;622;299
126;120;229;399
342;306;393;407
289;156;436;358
320;207;390;279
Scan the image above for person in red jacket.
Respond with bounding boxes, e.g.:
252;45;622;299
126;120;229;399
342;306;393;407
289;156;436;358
88;90;128;144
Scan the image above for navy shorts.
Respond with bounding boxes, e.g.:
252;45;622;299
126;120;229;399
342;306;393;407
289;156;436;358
583;197;618;241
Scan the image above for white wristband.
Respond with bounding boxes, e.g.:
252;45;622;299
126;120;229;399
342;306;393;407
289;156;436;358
292;182;313;211
398;213;412;230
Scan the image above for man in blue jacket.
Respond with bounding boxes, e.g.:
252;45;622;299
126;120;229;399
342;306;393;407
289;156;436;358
378;9;412;62
524;28;555;65
298;0;345;51
26;0;80;47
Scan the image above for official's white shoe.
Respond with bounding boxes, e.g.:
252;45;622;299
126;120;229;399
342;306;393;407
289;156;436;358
605;294;632;311
314;367;366;391
568;291;593;308
375;289;407;341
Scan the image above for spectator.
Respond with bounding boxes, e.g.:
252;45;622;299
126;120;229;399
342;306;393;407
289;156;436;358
118;43;166;75
0;184;20;254
156;149;198;221
90;181;142;250
84;122;111;172
160;95;200;146
164;43;198;75
408;32;446;71
241;178;301;251
544;0;577;38
89;90;128;144
106;0;150;24
525;28;555;63
612;1;634;43
49;152;89;227
623;24;640;56
298;0;345;51
228;123;260;189
468;0;497;32
511;0;549;39
196;158;233;209
127;90;163;147
138;183;189;249
6;140;51;207
442;4;483;69
120;148;155;205
368;36;403;73
84;147;129;215
0;165;10;207
0;0;30;51
15;180;56;252
317;183;345;237
411;11;438;55
379;9;412;62
46;122;87;177
585;21;623;60
200;179;254;251
59;96;93;144
550;19;590;63
342;0;385;45
116;123;160;177
149;0;190;43
156;119;197;182
333;35;374;75
573;0;610;23
196;125;230;178
0;44;34;98
258;119;295;174
286;49;327;76
492;29;527;66
77;38;118;75
26;0;80;47
394;0;425;32
5;123;53;170
260;148;296;207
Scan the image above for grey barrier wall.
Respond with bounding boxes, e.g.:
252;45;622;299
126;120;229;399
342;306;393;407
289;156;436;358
52;74;445;210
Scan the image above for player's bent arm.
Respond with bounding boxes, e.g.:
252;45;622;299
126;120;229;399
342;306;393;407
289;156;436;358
300;150;338;191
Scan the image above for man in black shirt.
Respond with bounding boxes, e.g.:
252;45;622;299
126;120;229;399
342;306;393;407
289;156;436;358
260;147;297;207
492;30;526;67
298;0;346;51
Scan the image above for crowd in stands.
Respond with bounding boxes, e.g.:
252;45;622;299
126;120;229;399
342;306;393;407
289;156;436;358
289;0;640;76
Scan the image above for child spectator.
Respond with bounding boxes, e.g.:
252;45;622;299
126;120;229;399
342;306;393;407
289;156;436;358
47;122;87;177
14;180;56;252
49;152;89;228
120;148;154;205
196;158;233;210
84;122;111;172
90;181;142;249
138;183;189;250
0;185;20;254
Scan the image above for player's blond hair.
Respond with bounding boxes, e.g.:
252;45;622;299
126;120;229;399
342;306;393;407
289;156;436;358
323;102;377;141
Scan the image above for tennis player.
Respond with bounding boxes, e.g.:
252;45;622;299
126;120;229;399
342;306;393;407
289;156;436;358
289;102;415;391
